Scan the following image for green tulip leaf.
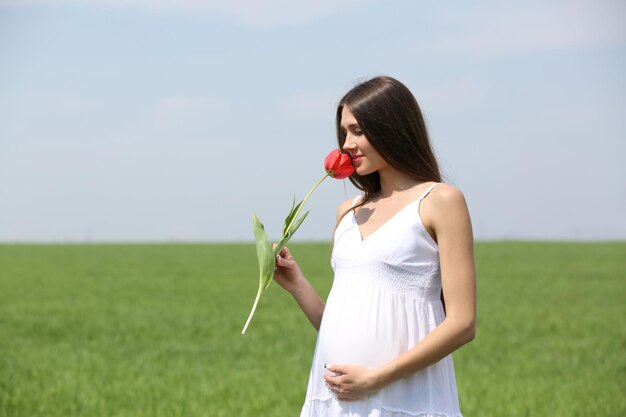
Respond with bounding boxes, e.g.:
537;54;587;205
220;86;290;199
241;214;275;334
282;196;296;236
282;198;304;237
274;210;309;258
289;210;310;238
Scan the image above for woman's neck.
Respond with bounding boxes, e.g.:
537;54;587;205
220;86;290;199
377;167;424;199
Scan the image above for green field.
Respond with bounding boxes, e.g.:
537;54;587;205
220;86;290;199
0;242;624;417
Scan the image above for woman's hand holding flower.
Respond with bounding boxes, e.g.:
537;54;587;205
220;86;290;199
272;245;305;295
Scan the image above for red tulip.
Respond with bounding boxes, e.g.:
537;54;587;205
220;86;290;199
324;149;355;179
243;148;355;334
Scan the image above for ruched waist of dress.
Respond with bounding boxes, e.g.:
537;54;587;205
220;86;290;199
332;257;442;300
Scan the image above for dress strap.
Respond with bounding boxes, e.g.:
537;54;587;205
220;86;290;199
351;195;364;207
418;182;438;202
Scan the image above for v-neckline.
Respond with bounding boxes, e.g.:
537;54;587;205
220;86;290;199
352;198;422;243
351;183;438;244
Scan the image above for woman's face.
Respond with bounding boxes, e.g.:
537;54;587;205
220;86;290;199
340;106;387;176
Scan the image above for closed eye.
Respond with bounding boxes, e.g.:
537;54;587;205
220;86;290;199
342;123;363;136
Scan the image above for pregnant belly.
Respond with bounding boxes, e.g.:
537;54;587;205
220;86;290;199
318;288;406;368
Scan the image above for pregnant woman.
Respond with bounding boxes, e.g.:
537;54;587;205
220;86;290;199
273;76;476;417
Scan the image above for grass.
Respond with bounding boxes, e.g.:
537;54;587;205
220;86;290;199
0;242;624;416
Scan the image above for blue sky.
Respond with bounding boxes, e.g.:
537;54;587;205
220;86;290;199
1;0;625;242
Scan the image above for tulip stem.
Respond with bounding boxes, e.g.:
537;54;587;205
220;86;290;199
242;288;262;334
282;172;330;241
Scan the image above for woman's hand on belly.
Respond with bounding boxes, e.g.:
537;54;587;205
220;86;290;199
323;364;383;401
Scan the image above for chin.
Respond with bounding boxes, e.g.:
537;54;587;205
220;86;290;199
356;167;375;176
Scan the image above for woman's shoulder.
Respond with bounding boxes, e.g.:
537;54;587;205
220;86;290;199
424;183;471;230
336;195;361;223
430;183;467;205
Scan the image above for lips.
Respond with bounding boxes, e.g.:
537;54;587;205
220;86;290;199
351;154;363;164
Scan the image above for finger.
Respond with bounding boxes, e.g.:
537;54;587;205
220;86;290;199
336;390;354;401
324;372;341;383
327;383;343;397
325;363;344;375
275;255;291;268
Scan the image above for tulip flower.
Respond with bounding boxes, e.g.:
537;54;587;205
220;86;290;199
242;149;355;334
324;149;354;179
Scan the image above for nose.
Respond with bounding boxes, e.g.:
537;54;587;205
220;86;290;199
342;134;356;152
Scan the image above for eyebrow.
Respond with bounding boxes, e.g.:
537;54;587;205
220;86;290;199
341;122;360;129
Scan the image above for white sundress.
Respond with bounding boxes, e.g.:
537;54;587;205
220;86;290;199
300;183;463;417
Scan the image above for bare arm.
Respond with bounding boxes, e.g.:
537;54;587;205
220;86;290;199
326;185;476;400
273;246;325;330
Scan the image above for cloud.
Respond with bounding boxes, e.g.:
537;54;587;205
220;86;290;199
433;0;626;57
277;89;340;124
413;79;486;111
0;0;368;28
3;0;623;47
152;95;229;128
